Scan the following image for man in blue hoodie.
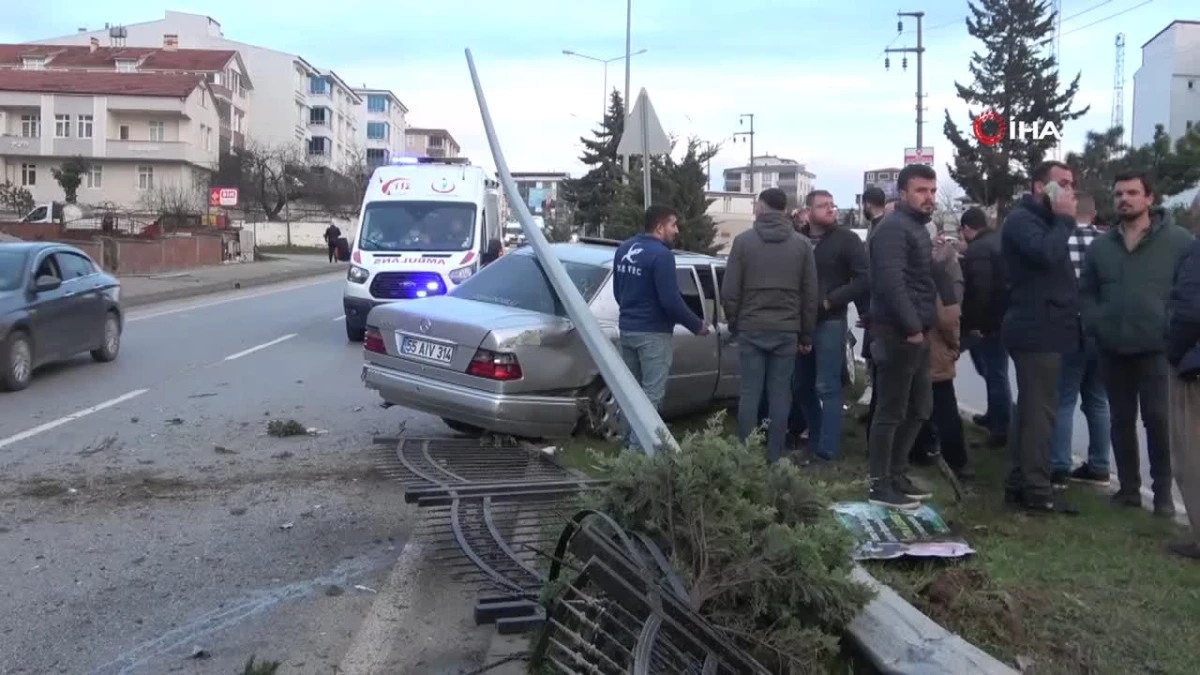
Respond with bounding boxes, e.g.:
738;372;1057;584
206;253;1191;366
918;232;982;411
612;205;709;451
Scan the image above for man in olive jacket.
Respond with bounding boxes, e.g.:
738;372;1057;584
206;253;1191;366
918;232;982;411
1080;172;1193;516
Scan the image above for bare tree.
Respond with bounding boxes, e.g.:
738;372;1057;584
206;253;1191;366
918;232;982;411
936;178;966;232
215;141;309;221
138;178;206;231
301;146;370;219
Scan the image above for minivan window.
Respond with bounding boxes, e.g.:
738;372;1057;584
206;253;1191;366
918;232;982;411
451;253;610;316
359;201;477;252
0;249;27;291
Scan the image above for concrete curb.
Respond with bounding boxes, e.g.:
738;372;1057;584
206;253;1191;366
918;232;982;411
122;265;346;308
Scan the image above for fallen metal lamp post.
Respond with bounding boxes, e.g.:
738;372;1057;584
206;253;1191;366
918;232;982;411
465;48;678;456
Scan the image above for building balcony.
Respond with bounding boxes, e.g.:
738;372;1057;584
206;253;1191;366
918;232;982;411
107;96;189;117
0;135;42;156
106;139;213;167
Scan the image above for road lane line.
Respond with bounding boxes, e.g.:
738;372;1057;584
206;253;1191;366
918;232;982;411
333;315;346;321
126;276;340;323
0;389;149;450
223;334;297;361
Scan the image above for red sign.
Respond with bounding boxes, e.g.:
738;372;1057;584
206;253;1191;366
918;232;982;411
381;178;411;195
209;187;239;207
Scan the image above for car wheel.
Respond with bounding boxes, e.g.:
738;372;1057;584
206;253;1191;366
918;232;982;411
91;312;121;363
585;381;623;440
346;321;365;342
1;330;33;392
442;418;485;437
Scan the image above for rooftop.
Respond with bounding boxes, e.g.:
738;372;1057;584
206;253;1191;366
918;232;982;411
0;69;206;98
0;44;238;73
406;127;461;148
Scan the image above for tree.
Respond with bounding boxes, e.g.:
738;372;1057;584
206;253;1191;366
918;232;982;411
560;90;625;235
935;177;966;231
138;177;207;230
50;156;89;204
0;181;34;216
215;141;309;221
943;0;1089;214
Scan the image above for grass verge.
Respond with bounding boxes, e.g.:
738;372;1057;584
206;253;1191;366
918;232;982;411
551;380;1200;674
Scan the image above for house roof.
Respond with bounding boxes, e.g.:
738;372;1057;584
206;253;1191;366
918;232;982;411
0;69;206;97
0;43;238;73
1141;20;1200;49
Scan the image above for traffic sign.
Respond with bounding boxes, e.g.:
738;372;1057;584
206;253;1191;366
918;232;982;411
209;187;239;207
904;147;934;165
617;89;671;157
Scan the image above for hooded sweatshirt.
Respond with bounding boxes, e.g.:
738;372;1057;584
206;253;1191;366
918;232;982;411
613;234;704;335
721;210;819;343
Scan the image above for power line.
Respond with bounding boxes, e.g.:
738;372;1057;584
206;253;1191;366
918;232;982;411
1061;0;1156;37
1063;0;1114;23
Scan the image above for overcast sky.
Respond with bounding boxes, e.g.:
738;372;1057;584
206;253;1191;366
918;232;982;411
5;0;1193;205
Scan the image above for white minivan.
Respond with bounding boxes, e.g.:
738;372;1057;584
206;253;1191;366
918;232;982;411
342;156;504;342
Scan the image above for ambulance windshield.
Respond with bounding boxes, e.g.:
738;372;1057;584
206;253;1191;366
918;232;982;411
359;201;477;252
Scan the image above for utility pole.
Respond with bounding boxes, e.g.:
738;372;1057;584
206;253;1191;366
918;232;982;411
1112;33;1126;141
885;11;926;152
621;0;632;177
733;114;755;193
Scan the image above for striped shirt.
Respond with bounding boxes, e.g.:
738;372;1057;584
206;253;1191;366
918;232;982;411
1069;224;1102;279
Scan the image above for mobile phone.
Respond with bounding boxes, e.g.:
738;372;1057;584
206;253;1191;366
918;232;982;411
1043;182;1060;210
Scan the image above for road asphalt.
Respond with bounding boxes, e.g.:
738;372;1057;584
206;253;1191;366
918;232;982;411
0;276;470;675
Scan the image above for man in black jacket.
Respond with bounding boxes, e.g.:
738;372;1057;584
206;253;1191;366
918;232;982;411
1001;160;1080;515
959;207;1011;446
866;164;938;509
794;189;868;462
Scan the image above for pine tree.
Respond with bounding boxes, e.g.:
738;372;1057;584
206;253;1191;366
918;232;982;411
943;0;1089;213
560;90;625;235
608;139;721;254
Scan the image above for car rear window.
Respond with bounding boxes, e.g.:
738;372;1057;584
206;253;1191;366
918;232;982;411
451;253;609;316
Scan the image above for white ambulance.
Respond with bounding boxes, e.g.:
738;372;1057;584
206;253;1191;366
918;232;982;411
342;155;504;341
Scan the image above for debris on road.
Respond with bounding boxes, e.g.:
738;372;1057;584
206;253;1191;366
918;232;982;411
166;417;184;426
189;646;211;659
324;585;345;597
267;419;307;437
279;522;294;531
78;434;121;457
353;584;377;594
213;445;237;455
188;392;218;399
271;451;294;460
305;427;328;436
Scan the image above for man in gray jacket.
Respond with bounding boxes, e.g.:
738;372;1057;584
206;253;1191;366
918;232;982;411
723;187;819;462
867;164;939;509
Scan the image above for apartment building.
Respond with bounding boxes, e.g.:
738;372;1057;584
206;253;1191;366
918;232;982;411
1131;20;1200;147
0;40;251;154
405;128;461;158
0;69;220;209
863;167;903;201
512;172;569;216
35;11;363;172
355;88;408;168
722;155;815;207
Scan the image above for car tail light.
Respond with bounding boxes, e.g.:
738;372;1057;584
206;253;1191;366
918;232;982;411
364;326;386;354
466;348;522;380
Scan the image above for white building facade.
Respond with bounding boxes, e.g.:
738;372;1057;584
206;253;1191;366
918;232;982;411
354;88;408;168
1131;20;1200;147
722;155;815;207
404;128;461;158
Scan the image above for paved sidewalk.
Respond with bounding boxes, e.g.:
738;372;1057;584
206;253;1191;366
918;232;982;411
119;253;346;307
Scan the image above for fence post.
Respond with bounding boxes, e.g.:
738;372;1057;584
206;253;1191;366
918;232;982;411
464;49;678;456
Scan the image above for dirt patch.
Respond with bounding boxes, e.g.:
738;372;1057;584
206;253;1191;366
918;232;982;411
916;568;1027;648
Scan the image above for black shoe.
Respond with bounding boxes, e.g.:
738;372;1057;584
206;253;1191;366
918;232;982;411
1068;463;1111;487
1021;496;1080;515
1051;469;1070;490
869;484;920;510
1168;540;1200;560
893;475;932;501
972;413;989;427
1154;498;1177;518
1112;490;1142;508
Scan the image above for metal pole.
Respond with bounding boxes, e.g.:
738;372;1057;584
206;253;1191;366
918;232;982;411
602;62;609;121
749;117;755;194
464;48;677;456
641;98;651;210
621;0;632;177
915;12;924;150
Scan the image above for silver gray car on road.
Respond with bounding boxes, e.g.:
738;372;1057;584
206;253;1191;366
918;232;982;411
361;240;739;439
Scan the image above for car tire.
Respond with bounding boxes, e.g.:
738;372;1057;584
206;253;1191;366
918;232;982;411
346;322;365;343
1;330;33;392
584;381;622;441
91;311;121;363
442;418;485;437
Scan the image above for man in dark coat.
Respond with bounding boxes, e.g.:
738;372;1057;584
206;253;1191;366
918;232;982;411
959;207;1011;446
1000;160;1080;514
323;223;342;263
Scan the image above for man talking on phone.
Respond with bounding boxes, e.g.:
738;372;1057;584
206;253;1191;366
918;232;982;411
1000;161;1080;515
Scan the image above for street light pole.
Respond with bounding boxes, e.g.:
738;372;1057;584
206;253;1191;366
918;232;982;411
562;48;647;123
733;114;755;194
622;0;632;176
885;11;926;151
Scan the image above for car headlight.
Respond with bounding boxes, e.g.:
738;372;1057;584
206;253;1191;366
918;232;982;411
448;263;477;284
347;265;369;284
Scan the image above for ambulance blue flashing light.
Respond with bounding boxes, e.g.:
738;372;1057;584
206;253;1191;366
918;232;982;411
389;154;421;165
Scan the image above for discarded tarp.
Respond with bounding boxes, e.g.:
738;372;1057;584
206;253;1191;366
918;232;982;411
832;501;975;561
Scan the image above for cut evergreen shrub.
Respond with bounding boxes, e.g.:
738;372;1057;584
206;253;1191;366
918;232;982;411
581;412;874;673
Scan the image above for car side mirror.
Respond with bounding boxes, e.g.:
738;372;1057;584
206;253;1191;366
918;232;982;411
33;275;61;293
481;238;503;266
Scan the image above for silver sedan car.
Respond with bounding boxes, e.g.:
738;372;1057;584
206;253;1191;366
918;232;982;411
361;241;739;439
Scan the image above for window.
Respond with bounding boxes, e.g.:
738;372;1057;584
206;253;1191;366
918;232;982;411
54;252;95;279
309;76;327;95
676;267;705;319
778;170;796;181
307;137;329;156
309;107;327;125
21;57;44;70
86;165;102;189
427;136;444;148
367;122;388;140
233;111;243;132
452;253;610;317
115;59;137;73
0;249;28;292
148;121;165;141
33;254;61;282
368;94;387;113
359;201;477;252
366;148;388;166
119;125;130;140
694;265;720;322
201;124;211;151
20;163;36;187
137;165;154;190
54;114;71;138
77;114;94;138
866;172;876;182
20;114;40;138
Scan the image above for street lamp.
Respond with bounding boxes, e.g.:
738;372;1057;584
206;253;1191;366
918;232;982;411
563;48;648;121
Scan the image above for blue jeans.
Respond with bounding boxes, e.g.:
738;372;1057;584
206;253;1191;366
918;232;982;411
1051;344;1111;472
619;331;673;451
737;330;798;462
967;332;1012;438
795;318;847;460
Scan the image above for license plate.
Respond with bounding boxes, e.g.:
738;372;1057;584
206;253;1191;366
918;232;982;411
400;336;455;363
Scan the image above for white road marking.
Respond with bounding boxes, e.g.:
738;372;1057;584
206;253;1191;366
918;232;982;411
333;315;346;322
0;389;149;450
125;276;340;323
223;334;297;361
